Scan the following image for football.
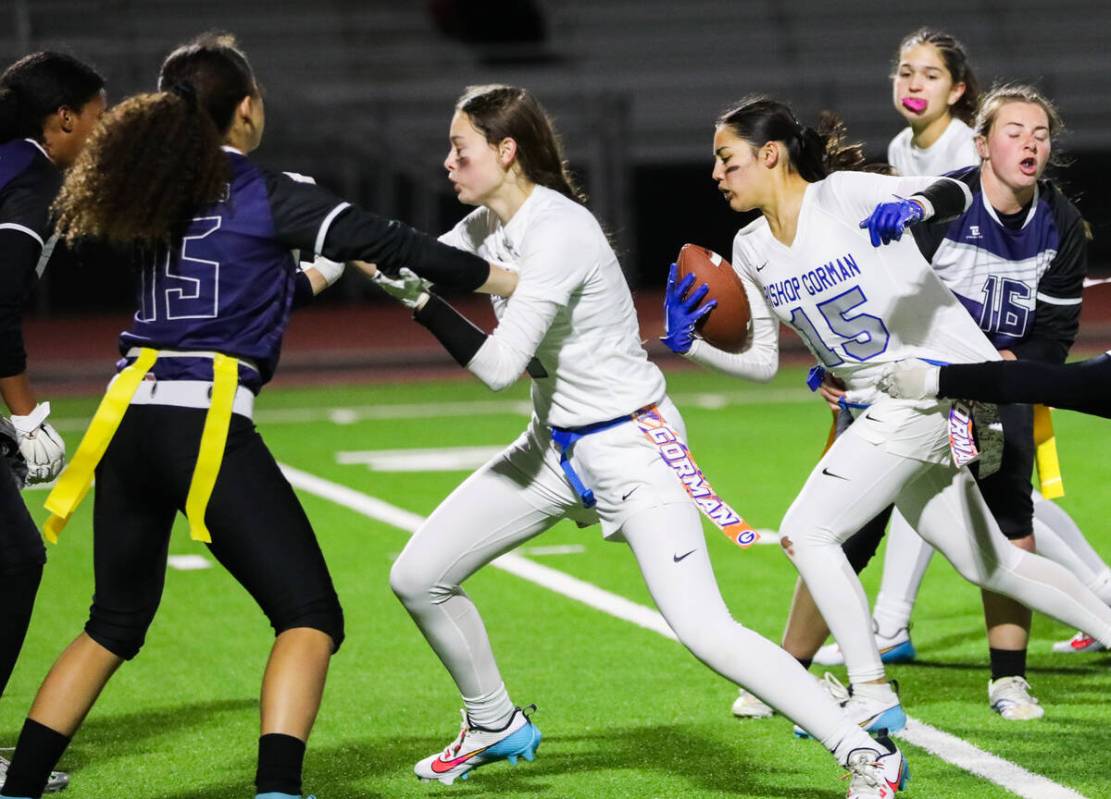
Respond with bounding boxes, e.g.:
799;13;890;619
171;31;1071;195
675;243;751;353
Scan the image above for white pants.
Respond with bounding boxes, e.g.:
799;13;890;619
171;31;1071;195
390;399;869;755
782;399;1111;683
873;493;1111;637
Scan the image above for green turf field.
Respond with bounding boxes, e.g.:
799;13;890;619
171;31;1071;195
6;366;1110;798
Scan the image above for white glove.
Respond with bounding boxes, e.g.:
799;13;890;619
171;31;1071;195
305;254;345;286
372;267;431;309
878;362;940;400
10;402;65;484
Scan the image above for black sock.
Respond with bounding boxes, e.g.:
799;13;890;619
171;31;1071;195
796;656;813;671
0;718;70;798
989;647;1027;681
0;564;44;697
255;733;305;796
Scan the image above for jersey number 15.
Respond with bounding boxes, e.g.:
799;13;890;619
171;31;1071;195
789;286;890;367
137;216;222;322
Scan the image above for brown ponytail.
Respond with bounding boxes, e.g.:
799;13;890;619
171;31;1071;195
717;97;866;181
53;90;227;245
54;32;258;245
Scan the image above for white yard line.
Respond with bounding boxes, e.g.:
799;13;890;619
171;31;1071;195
280;463;1089;799
50;389;814;433
899;719;1086;799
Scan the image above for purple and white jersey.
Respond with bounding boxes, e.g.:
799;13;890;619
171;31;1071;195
0;138;60;378
121;147;486;391
913;166;1087;363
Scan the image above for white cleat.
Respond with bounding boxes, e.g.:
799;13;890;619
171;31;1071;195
0;754;69;793
988;676;1044;720
414;706;541;784
1051;631;1107;654
734;672;846;722
844;733;908;799
815;626;917;667
731;689;774;718
796;674;905;739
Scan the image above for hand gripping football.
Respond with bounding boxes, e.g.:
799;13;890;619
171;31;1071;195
675;244;750;352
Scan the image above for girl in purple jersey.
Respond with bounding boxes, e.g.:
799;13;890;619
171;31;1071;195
0;33;507;799
0;50;105;795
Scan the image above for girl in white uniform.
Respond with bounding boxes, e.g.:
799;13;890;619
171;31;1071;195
375;85;907;798
768;30;983;696
672;96;1111;732
886;28;979;178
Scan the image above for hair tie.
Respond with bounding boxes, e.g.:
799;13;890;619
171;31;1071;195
169;82;198;108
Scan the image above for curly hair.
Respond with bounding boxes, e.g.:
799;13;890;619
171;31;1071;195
52;33;258;245
53;90;228;245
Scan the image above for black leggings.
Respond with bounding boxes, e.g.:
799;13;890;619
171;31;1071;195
87;405;344;660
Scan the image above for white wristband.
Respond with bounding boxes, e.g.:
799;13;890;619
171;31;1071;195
306;255;345;286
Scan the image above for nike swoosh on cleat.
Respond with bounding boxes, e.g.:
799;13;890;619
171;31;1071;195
821;467;849;480
430;746;489;774
673;549;697;562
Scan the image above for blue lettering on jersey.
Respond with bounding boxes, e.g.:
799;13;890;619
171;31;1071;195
799;252;862;297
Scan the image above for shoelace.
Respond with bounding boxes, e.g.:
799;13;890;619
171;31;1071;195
842;753;884;789
441;709;471;759
820;672;851;704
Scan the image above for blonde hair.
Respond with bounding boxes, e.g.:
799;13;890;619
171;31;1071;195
975;83;1064;139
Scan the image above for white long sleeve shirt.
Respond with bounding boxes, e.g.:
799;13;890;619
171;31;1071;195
439;185;666;428
686;172;999;405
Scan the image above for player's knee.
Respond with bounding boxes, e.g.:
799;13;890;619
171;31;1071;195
270;594;346;653
777;516;836;560
85;602;158;660
390;552;452;609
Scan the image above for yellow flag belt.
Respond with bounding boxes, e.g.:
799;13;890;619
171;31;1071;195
44;347;240;544
1033;404;1064;499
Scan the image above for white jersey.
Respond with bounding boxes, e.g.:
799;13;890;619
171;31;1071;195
887;118;978;177
439;185;666;428
726;172;999;402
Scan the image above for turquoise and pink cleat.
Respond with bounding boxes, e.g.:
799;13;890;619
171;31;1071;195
415;706;541;785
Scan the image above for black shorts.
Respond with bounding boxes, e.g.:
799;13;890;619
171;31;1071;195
86;404;344;658
0;456;46;574
972;402;1035;540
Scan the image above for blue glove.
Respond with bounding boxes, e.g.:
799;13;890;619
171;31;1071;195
858;198;925;247
661;262;716;354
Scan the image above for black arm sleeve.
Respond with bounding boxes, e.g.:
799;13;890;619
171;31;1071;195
0;230;43;378
939;354;1111;419
412;294;489;367
916;176;972;223
324;208;488;291
263;170;488;292
1010;200;1087;364
292;269;314;310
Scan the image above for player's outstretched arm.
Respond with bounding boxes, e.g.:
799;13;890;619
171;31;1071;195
879;355;1111;419
858;177;971;246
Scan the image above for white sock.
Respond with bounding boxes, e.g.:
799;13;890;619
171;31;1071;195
851;681;897;703
872;510;934;639
463;682;515;730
